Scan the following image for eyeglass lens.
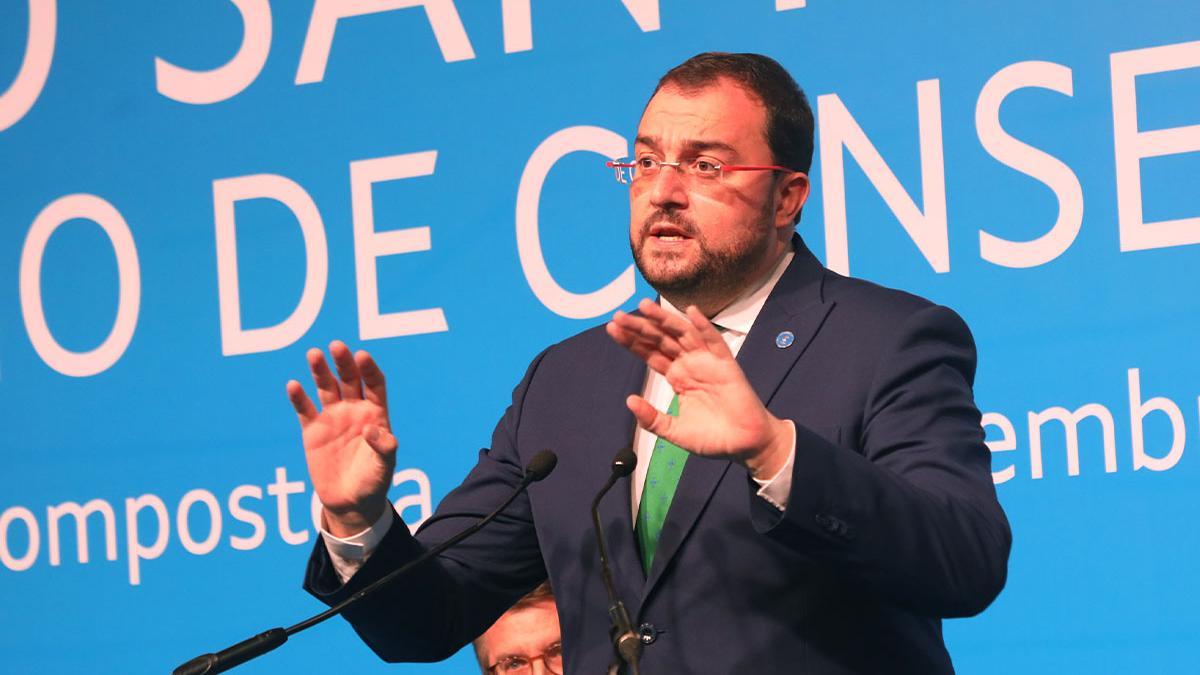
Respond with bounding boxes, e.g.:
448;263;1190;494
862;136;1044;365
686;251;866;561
492;642;563;674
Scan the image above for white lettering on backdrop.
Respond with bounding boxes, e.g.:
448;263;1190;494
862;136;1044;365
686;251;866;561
154;0;273;104
818;79;949;275
296;0;476;84
984;368;1189;483
350;151;449;340
1111;41;1200;251
516;126;636;319
0;0;55;131
976;61;1084;268
213;174;329;356
1;466;432;585
19;194;141;377
11;39;1200;374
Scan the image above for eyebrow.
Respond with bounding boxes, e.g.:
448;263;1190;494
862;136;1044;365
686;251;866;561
635;135;739;157
491;640;561;664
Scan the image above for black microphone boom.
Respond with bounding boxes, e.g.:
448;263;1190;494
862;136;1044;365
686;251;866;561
173;450;558;675
591;447;642;675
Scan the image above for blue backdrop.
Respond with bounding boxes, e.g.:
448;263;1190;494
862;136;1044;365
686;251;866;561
2;1;1198;672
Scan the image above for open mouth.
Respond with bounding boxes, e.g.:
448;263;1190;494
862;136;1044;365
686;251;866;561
648;223;693;242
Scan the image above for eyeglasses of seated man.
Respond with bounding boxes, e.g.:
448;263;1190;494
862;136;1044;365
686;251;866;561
487;641;563;674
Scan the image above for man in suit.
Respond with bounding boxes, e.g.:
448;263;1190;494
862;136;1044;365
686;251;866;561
289;52;1011;673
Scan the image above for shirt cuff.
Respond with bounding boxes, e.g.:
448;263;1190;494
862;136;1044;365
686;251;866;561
751;421;796;511
320;506;394;584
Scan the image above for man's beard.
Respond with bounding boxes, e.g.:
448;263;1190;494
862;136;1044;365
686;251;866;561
630;205;774;305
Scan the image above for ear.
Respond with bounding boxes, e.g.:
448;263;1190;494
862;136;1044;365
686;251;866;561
774;171;810;229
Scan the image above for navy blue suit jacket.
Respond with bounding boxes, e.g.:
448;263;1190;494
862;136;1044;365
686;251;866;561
305;238;1011;674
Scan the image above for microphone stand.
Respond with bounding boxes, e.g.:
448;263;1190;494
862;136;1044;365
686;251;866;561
173;451;558;675
591;448;642;675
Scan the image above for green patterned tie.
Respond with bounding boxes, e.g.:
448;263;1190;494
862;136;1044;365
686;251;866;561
635;394;689;573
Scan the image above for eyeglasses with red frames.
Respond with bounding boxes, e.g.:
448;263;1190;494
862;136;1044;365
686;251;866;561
606;156;790;185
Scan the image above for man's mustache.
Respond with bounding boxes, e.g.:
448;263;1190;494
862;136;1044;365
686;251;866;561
640;210;698;238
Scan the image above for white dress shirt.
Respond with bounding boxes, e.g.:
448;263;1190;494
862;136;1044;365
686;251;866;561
323;246;798;582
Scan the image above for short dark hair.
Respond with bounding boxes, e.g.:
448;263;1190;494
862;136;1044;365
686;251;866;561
653;52;815;175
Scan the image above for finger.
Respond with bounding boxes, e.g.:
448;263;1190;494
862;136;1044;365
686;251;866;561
636;299;691;335
635;298;685;337
286;380;318;424
638;300;704;350
330;340;364;400
356;350;388;409
308;348;341;406
608;322;677;372
626;394;675;439
611;311;684;358
664;368;699;394
606;319;636;349
363;424;399;457
608;318;657;353
662;311;703;347
685;305;734;357
626;339;673;376
645;352;672;375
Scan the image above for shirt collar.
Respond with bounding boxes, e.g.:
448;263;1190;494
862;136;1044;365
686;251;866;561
660;242;795;335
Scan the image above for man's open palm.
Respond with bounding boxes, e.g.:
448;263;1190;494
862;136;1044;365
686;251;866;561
606;300;792;476
287;341;397;535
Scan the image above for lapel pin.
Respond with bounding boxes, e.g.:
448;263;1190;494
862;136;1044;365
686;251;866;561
775;330;795;349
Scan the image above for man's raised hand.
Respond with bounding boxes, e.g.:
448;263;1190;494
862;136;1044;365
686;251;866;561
287;340;397;538
606;300;793;480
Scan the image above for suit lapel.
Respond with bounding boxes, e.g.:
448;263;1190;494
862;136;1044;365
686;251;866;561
737;297;832;404
640;236;834;599
591;341;650;611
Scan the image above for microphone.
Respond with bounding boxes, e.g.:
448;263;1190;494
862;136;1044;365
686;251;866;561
591;447;642;675
525;449;558;483
610;446;636;478
173;450;558;675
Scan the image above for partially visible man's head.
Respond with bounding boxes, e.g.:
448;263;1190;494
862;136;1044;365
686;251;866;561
628;52;813;314
473;582;562;674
